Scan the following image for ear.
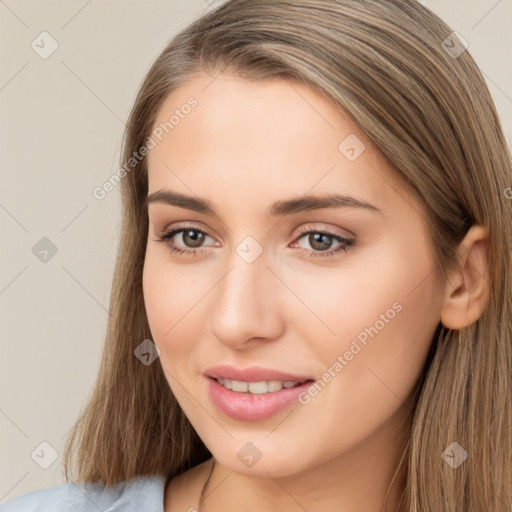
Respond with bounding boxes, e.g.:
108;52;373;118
440;224;491;330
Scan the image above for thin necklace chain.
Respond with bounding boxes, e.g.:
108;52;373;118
197;458;216;511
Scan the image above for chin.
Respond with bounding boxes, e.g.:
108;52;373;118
210;441;314;479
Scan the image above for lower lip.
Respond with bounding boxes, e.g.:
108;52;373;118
206;377;313;421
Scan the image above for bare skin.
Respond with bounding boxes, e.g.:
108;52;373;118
142;70;490;512
165;459;214;511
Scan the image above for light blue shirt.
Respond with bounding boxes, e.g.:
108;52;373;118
0;475;166;512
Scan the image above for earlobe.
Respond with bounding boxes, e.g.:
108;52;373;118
440;225;491;330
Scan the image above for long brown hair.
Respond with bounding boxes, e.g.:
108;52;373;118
63;1;512;510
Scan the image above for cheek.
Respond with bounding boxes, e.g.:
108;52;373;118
282;232;441;396
142;252;209;407
271;246;441;461
142;249;204;357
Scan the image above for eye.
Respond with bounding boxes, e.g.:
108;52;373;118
153;223;218;257
152;223;356;259
291;225;355;258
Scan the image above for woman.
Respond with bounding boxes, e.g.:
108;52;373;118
2;0;511;511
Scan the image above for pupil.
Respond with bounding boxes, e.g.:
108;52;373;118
310;233;332;251
184;230;204;248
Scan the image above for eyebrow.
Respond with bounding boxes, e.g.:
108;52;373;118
145;189;383;216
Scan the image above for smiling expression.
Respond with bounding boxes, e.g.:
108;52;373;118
142;70;444;477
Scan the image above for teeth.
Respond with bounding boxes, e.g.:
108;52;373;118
283;381;300;388
231;380;248;392
216;378;303;394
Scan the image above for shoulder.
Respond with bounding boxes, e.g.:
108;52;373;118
0;475;166;512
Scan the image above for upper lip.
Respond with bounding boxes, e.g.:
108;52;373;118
205;365;313;383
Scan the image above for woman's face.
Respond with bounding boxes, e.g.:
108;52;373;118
143;71;445;478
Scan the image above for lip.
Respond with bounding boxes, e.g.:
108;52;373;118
206;377;314;421
204;365;315;422
204;365;313;383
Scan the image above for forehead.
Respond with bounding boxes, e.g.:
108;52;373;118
146;71;420;219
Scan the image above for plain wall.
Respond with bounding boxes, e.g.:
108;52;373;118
1;0;510;501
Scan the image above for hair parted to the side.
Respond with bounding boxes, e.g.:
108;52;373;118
62;1;512;510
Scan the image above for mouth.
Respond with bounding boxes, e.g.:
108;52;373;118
204;364;314;385
204;366;316;421
212;376;311;394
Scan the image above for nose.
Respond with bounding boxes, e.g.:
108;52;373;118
209;246;284;350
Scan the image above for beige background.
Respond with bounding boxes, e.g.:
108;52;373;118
1;0;510;501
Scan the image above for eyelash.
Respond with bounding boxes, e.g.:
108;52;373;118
153;222;355;258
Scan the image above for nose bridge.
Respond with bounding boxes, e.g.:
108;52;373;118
210;237;281;346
